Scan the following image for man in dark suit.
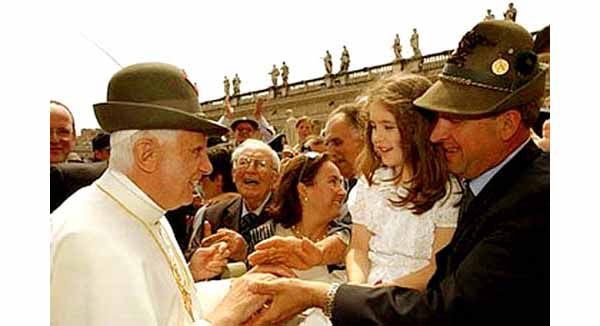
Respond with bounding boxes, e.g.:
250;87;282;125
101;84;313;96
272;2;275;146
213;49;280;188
50;161;108;212
248;19;549;326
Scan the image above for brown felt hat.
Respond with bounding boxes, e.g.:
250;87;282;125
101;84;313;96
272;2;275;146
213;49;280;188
93;62;229;136
414;20;548;116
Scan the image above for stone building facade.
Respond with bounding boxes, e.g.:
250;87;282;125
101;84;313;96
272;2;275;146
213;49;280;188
73;27;550;156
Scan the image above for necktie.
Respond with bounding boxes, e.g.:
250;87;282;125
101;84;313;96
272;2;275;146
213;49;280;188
458;180;474;222
240;212;259;253
240;212;258;234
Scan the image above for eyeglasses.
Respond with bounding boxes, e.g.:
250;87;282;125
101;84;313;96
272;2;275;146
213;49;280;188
298;151;321;182
235;156;274;172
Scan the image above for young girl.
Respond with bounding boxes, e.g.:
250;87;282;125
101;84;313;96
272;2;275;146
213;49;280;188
346;73;461;289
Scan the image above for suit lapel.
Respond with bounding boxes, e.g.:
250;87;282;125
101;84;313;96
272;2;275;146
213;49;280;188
435;141;542;277
222;197;243;230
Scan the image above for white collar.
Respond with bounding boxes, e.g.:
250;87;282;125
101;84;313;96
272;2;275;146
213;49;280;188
241;192;272;217
96;168;166;225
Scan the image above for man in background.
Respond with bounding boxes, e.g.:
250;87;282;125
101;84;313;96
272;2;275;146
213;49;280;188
92;131;111;161
50;100;76;165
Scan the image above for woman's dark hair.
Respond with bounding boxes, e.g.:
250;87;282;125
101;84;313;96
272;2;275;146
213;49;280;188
266;152;331;228
357;73;448;214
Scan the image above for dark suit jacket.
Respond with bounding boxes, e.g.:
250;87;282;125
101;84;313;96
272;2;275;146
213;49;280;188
204;195;271;236
165;204;198;253
332;141;549;325
187;194;272;257
50;161;108;213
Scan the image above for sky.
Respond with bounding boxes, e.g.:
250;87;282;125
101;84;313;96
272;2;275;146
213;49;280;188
50;0;552;131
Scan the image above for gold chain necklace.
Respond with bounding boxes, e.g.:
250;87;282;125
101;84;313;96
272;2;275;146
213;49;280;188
96;184;195;322
290;224;327;242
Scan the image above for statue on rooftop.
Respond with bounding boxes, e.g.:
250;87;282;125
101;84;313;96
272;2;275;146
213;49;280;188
339;45;350;74
484;9;495;20
223;75;230;97
410;28;422;58
269;64;280;87
232;73;241;96
281;61;289;87
503;2;517;22
393;34;402;61
323;50;333;76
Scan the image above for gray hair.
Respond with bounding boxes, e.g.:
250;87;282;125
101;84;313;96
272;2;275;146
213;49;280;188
231;139;280;172
109;129;179;173
326;103;366;135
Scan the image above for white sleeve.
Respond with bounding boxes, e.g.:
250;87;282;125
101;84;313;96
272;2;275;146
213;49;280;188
256;114;275;142
346;177;372;230
217;115;229;126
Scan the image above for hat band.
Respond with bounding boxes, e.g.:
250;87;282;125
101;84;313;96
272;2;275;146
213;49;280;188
105;98;199;114
438;74;512;93
441;64;512;93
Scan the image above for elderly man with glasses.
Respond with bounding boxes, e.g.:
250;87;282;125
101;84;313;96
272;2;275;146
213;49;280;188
186;139;280;267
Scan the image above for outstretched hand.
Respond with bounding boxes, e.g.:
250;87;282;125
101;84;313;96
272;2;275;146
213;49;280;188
248;236;323;270
202;228;248;261
530;119;550;152
224;95;234;119
254;98;266;119
188;242;230;281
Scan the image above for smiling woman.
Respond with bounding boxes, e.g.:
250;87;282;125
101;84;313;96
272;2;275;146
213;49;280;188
249;151;347;290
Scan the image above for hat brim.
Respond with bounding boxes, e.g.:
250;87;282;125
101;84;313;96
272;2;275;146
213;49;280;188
94;101;229;136
414;68;547;116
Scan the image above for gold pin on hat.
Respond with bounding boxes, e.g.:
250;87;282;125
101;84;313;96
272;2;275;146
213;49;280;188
491;58;510;75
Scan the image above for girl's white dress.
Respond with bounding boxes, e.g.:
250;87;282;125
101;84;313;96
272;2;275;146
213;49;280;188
347;167;461;284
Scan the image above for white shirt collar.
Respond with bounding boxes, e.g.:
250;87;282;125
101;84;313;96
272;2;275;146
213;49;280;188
241;192;272;217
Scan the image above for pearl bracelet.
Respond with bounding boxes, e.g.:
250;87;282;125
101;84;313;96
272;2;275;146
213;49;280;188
323;283;341;319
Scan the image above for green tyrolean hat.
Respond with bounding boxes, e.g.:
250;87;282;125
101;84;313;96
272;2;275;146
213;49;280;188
414;20;548;116
94;62;229;136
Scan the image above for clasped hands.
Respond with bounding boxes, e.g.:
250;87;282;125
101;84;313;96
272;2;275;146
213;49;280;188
189;222;248;281
203;235;329;325
249;235;324;270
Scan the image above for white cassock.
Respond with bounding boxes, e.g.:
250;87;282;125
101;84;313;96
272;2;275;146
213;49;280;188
51;169;210;326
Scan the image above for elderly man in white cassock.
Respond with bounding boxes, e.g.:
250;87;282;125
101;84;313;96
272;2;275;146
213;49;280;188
50;62;284;326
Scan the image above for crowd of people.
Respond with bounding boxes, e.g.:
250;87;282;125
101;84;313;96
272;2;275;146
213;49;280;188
50;19;550;325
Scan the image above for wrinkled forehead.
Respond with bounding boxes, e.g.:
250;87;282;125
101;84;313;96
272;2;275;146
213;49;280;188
181;130;207;141
239;148;274;161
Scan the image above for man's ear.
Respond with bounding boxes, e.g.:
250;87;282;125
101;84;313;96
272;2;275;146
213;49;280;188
132;137;161;173
497;109;522;141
